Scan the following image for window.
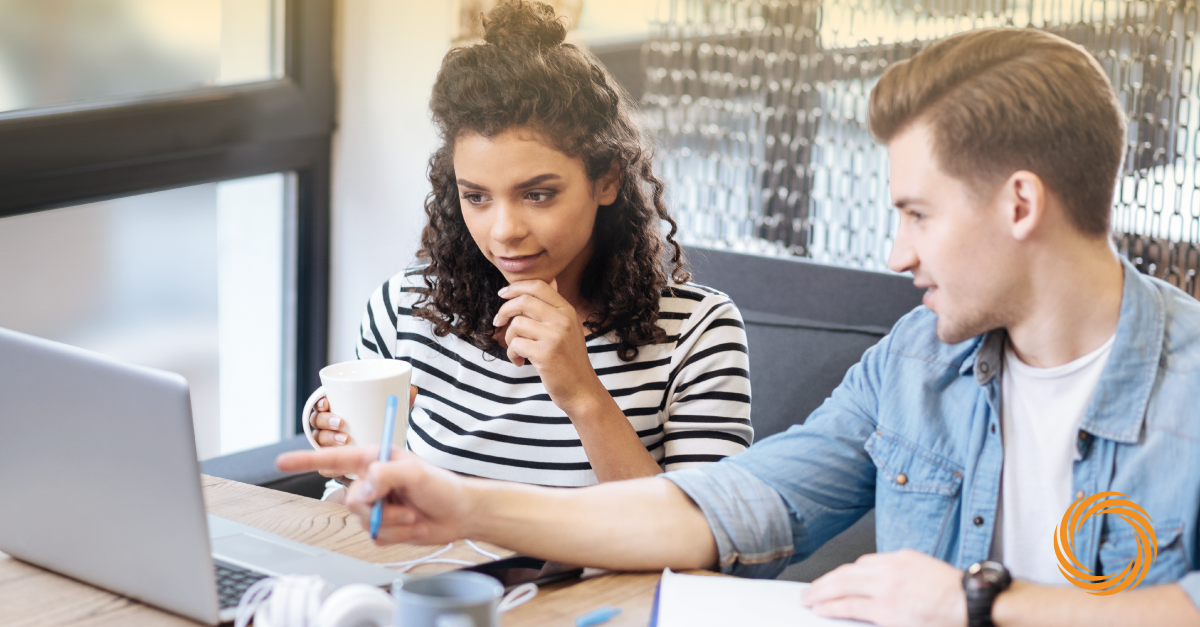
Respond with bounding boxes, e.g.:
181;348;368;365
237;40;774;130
0;0;333;456
0;175;294;457
0;0;283;113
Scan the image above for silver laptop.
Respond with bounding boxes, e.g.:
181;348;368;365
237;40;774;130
0;326;399;624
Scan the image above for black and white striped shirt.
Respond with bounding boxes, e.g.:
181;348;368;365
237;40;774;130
354;269;753;487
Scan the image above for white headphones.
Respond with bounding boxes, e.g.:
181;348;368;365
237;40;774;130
235;575;536;627
234;542;534;627
235;575;394;627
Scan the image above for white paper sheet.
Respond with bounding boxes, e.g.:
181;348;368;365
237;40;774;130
655;569;871;627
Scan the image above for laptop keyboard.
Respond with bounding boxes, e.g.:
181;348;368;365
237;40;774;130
215;560;270;609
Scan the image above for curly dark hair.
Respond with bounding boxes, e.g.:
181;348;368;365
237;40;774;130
413;0;689;361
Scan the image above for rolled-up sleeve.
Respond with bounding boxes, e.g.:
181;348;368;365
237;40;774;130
663;323;894;578
663;462;796;578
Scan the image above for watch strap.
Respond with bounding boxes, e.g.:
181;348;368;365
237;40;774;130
966;588;997;627
963;561;1011;627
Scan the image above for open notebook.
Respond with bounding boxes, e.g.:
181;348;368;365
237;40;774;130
649;569;869;627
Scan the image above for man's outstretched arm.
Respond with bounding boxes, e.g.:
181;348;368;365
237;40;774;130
276;446;718;571
992;578;1200;627
801;549;1200;627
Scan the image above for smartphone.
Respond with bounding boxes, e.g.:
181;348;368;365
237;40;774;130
463;556;584;591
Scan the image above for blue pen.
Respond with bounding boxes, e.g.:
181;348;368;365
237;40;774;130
369;394;399;540
575;606;622;626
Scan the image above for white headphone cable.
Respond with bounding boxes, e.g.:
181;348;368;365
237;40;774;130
380;540;502;572
498;582;537;612
465;539;500;561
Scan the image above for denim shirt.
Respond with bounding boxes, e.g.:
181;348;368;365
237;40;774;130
665;258;1200;607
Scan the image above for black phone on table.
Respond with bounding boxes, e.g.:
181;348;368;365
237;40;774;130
463;556;584;591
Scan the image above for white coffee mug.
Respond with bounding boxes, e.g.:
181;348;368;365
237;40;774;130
300;359;412;452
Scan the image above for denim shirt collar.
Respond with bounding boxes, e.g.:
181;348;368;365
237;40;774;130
960;256;1163;443
959;331;1004;384
1084;257;1165;442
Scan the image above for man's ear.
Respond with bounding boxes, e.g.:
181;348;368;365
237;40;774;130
595;161;622;206
1005;170;1045;241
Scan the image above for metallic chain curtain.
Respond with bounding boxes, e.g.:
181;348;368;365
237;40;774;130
644;0;1200;297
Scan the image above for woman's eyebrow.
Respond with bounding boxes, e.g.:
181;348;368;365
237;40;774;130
515;173;561;188
455;174;560;191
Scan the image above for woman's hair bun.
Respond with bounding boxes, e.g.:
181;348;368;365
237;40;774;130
482;0;567;49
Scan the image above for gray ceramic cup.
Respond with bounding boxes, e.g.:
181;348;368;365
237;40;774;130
393;572;503;627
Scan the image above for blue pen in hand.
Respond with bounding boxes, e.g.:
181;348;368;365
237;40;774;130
369;394;399;541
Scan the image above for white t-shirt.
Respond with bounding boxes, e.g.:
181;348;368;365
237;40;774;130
990;333;1115;584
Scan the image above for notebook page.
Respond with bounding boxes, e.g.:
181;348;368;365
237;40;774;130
656;569;869;627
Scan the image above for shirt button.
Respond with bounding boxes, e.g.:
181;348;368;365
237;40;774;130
979;362;990;374
1075;490;1085;501
974;516;984;526
895;473;908;486
990;423;997;434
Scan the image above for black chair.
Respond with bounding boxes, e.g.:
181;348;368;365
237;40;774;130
684;246;923;581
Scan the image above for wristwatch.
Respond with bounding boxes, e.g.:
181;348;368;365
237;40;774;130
962;561;1011;627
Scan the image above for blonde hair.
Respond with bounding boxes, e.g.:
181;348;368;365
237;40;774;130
870;28;1126;235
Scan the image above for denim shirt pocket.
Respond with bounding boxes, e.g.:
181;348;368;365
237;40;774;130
865;429;964;557
1097;518;1189;587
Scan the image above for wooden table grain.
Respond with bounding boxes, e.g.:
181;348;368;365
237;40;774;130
0;475;666;626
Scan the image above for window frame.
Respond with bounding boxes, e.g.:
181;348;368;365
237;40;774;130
0;0;334;436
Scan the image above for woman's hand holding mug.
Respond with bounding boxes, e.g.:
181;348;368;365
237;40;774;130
310;385;419;448
311;396;348;447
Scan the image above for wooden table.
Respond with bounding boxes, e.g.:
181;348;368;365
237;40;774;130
0;476;663;627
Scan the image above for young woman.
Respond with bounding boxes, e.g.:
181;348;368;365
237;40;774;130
312;0;751;498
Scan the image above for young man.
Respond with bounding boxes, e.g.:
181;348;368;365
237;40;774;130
279;28;1200;626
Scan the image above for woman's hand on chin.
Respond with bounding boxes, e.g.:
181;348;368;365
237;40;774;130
493;279;606;414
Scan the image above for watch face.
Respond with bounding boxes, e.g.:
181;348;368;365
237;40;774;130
965;561;1011;590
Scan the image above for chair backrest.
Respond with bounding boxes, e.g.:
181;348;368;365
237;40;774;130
685;247;923;581
684;246;923;440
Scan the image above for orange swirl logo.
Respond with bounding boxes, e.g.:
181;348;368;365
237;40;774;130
1054;491;1156;595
